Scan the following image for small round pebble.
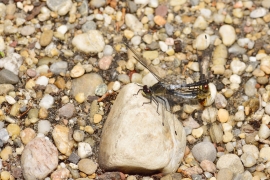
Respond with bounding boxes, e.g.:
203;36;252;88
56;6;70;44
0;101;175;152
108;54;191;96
78;142;92;158
38;120;51;135
78;158;98;175
192;142;217;162
39;94;54;109
73;130;85;142
70;64;85;78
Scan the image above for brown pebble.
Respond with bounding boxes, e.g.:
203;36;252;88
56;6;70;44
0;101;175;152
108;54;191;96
54;77;66;89
155;5;168;17
40;30;54;46
154;15;166;26
39;107;48;119
26;69;37;77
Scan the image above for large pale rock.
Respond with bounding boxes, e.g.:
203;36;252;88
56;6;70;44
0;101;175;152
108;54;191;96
21;137;58;179
98;83;186;174
72;30;105;53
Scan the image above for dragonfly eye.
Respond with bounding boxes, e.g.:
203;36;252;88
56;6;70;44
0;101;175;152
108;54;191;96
203;84;209;92
143;85;151;94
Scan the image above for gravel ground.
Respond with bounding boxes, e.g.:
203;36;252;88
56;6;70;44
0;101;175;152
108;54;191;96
0;0;270;180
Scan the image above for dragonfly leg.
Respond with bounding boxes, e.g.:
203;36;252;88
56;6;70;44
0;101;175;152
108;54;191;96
133;89;143;96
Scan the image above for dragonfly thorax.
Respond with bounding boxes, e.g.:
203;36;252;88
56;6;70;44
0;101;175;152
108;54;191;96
143;85;152;95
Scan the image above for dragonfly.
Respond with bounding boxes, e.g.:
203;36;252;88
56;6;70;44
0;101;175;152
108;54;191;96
124;42;217;134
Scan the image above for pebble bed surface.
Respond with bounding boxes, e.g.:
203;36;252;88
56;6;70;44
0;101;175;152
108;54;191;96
0;0;269;179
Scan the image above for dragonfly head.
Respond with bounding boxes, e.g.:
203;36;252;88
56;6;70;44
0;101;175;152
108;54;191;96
142;85;152;95
201;84;209;93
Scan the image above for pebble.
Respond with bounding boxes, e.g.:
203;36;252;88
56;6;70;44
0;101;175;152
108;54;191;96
193;16;208;30
95;83;107;96
191;142;216;162
155;5;167;17
35;76;49;86
244;78;257;97
159;41;168;52
98;56;113;70
38;120;51;135
5;95;16;105
71;64;85;78
192;127;203;138
20;25;35;36
230;59;246;75
219;25;236;46
170;0;186;6
52;125;75;156
50;61;68;75
0;146;12;161
78;142;92;158
0;128;9;144
40;30;53;46
103;45;114;56
193;33;210;50
217;109;229;123
0;53;23;75
51;168;70;180
82;21;97;32
39;94;54;109
1;171;11;180
131;36;141;46
241;153;257;167
46;0;72;15
217;168;233;180
71;73;104;97
72;30;105;53
90;0;106;7
21;137;58;179
216;154;244;174
20;128;36;144
154;15;166;26
73;130;85;142
200;160;216;173
0;84;14;95
258;124;270;139
59;103;75;118
75;93;85;103
78;159;98;175
259;147;270;161
250;8;267;18
125;14;144;33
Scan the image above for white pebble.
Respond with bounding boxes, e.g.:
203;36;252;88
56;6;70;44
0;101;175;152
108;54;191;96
148;0;158;7
219;25;236;46
112;81;121;91
39;94;54;109
200;8;212;19
35;76;49;86
38;120;51;135
134;0;149;4
5;95;16;105
103;45;113;56
159;41;168;52
230;60;246;75
258;124;270;139
250;8;267;18
131;36;141;46
230;74;241;84
57;25;68;34
193;33;210;50
78;142;92;158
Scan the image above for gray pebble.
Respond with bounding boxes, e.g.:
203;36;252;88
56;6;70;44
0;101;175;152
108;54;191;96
20;25;35;36
118;74;130;84
0;128;9;144
127;1;138;13
192;142;217;162
82;21;97;32
59;103;75;118
95;83;107;96
50;61;68;75
78;0;88;16
0;69;19;84
244;78;257;97
165;23;174;36
68;152;81;164
147;41;159;50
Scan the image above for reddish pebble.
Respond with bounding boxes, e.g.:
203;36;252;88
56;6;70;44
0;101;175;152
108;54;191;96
98;56;113;70
200;160;217;173
155;5;168;17
9;41;17;47
154;15;166;26
165;38;174;45
26;69;37;77
51;168;70;180
244;26;253;33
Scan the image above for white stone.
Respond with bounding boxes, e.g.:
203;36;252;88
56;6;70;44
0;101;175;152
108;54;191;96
170;0;186;6
216;154;244;174
250;8;267;18
38;120;51;135
258;124;270;139
134;0;149;4
131;36;141;46
46;0;72;15
0;53;23;75
200;8;212;19
193;16;208;30
57;25;68;34
149;0;158;7
36;65;49;75
219;25;236;46
230;59;246;75
35;76;49;86
241;153;256;167
72;30;105;53
243;144;259;159
193;33;210;50
0;36;5;51
98;83;186;174
230;74;241;84
112;81;121;91
125;14;144;33
78;142;92;158
142;72;159;87
39;94;54;109
5;95;16;104
159;41;168;52
103;45;113;56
